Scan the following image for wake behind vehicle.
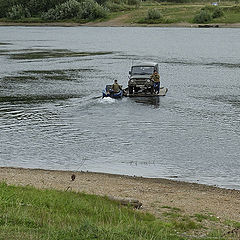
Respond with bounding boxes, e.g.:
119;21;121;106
125;62;168;97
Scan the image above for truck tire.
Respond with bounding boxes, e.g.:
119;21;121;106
150;86;154;94
129;86;133;94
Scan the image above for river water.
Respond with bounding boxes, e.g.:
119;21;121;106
0;26;239;189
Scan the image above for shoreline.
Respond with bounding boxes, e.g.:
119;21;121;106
1;21;240;28
1;166;240;223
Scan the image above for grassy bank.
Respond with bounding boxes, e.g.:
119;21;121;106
0;181;233;240
129;2;240;24
0;0;239;26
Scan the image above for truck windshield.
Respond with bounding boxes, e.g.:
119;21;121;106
131;66;154;75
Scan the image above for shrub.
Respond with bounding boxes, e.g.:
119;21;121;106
80;0;108;20
28;0;65;16
146;8;162;20
7;4;31;19
201;5;216;12
200;5;224;19
104;1;124;11
42;0;83;20
57;0;82;19
127;0;140;6
212;7;224;18
0;0;13;17
193;10;212;23
95;0;108;6
104;1;133;11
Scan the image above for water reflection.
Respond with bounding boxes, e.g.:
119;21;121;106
130;96;160;108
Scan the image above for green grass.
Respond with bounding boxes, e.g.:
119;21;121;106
0;182;185;240
194;213;219;222
0;182;237;239
0;1;239;25
127;1;240;24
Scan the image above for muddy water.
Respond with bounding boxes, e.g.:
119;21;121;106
0;27;239;189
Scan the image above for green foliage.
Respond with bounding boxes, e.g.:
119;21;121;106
27;0;66;16
0;0;12;17
194;213;219;222
212;7;224;18
155;0;191;3
80;0;108;20
201;5;216;12
41;0;82;20
127;0;140;6
7;4;31;20
0;182;184;240
41;0;108;20
193;10;212;23
193;5;224;23
0;0;66;18
225;5;240;13
146;8;163;20
104;1;133;12
104;1;124;11
201;5;224;18
95;0;108;6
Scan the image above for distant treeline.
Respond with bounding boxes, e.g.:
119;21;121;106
0;0;139;21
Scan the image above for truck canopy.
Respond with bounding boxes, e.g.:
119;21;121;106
130;62;158;75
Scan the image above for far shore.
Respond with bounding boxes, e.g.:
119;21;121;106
1;166;240;226
0;21;240;28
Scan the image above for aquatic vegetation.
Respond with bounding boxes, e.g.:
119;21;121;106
0;94;81;103
0;67;96;104
9;49;113;60
0;42;12;45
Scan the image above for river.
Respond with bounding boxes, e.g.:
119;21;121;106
0;26;239;189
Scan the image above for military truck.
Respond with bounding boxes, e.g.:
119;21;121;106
128;62;159;95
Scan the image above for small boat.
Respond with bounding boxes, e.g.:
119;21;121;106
102;85;123;99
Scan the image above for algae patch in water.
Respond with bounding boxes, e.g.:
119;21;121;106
0;68;95;103
2;75;38;82
9;49;113;60
0;42;12;45
0;94;81;103
23;68;95;81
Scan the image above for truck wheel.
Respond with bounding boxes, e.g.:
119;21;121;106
129;86;133;94
150;86;154;94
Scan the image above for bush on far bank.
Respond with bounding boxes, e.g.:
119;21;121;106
41;0;108;21
0;0;140;20
193;10;212;23
7;4;31;19
41;0;82;20
1;0;109;21
193;5;224;23
146;8;162;20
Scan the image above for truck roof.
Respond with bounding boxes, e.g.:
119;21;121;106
131;62;158;67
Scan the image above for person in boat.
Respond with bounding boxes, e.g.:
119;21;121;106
150;69;160;94
111;79;122;94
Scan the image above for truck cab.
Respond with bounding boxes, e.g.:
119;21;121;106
128;62;159;94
